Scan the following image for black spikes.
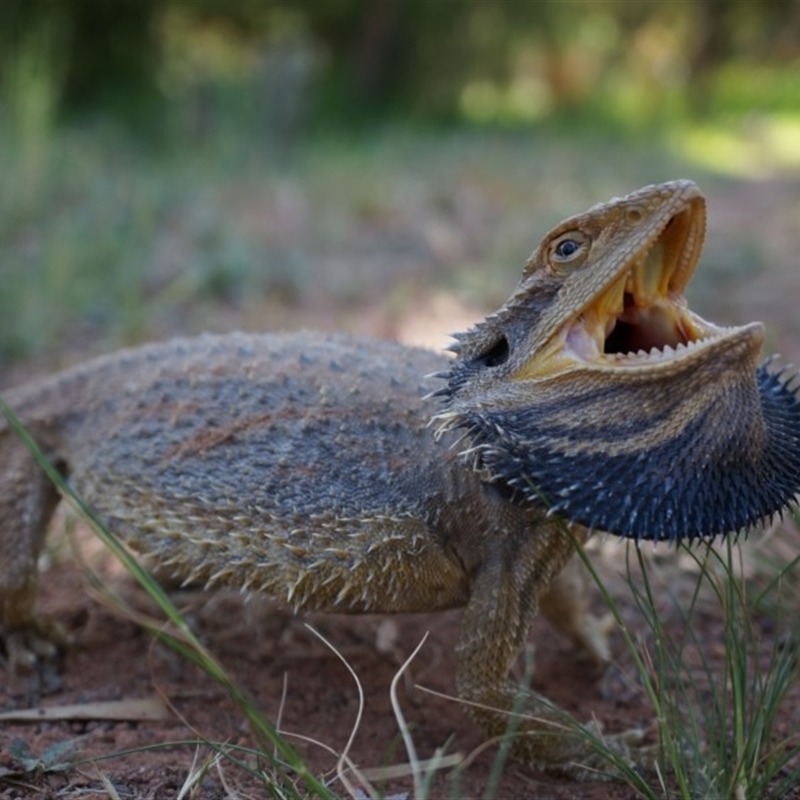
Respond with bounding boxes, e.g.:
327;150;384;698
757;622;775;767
451;359;800;543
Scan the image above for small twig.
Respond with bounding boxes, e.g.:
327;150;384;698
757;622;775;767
303;623;376;800
389;631;429;798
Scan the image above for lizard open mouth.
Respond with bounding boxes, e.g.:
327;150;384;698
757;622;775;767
562;198;755;369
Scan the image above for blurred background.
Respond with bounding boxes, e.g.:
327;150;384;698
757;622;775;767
1;0;799;385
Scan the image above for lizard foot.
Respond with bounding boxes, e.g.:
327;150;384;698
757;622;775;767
500;707;654;781
573;719;654;779
1;621;67;697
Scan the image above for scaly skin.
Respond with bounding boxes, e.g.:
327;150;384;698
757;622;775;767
2;180;800;779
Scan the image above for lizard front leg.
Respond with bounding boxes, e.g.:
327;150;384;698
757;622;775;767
0;432;64;680
454;524;640;780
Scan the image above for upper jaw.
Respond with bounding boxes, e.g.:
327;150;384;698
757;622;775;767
561;195;760;370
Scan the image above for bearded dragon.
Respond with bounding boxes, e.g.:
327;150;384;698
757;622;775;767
2;180;799;779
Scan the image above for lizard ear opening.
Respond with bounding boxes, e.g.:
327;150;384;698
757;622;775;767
475;336;510;368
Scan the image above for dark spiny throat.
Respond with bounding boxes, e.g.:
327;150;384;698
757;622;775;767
458;363;800;542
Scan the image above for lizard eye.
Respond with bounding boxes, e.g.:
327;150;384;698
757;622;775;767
549;230;589;272
555;239;581;258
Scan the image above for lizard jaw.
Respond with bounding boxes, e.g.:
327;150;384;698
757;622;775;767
560;202;762;371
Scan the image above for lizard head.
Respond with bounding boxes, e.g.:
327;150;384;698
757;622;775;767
436;179;800;541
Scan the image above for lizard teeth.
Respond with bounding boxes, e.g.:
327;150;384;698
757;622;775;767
605;336;713;364
566;306;743;369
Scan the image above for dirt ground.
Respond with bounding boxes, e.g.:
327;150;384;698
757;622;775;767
2;176;800;799
0;535;652;799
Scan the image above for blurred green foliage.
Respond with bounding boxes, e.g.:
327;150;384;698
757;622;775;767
1;0;799;138
0;125;679;366
1;0;799;373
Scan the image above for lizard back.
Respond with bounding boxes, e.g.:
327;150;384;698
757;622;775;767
3;331;472;613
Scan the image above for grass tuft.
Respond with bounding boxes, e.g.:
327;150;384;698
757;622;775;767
569;525;800;799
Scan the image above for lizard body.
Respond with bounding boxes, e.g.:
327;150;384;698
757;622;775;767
3;180;800;778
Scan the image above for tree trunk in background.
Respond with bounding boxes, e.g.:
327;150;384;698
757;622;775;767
687;0;733;114
349;0;405;110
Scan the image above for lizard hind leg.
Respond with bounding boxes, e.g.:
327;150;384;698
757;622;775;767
0;429;65;678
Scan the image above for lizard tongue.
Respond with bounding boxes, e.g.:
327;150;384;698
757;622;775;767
611;298;687;353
